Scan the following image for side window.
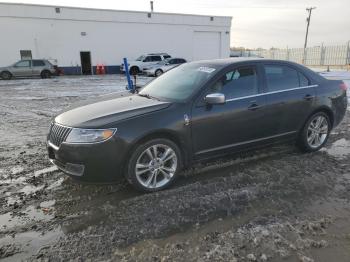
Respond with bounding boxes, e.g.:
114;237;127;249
15;60;30;67
179;59;186;64
33;60;45;67
143;56;152;62
299;72;310;86
151;56;162;62
163;55;171;59
264;65;300;91
169;59;177;64
210;66;258;99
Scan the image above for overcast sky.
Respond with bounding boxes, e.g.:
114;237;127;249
2;0;350;48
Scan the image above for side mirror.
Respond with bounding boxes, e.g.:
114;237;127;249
205;93;225;105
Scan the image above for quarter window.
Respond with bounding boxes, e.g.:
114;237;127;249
210;66;258;99
264;65;307;91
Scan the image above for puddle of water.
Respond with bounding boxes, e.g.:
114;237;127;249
0;205;54;229
0;228;63;262
322;138;350;159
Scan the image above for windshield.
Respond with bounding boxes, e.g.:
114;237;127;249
139;63;218;102
136;55;145;61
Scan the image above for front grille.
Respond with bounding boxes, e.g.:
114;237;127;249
48;123;71;147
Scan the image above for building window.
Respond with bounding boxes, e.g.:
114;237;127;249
147;13;151;18
20;50;32;60
55;7;60;13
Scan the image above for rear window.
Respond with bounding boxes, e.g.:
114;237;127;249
33;60;45;67
264;65;307;92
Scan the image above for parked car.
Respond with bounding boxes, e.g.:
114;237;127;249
0;59;56;80
143;58;187;77
47;58;347;192
120;53;171;75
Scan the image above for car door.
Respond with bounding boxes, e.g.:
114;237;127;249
191;64;267;158
11;60;32;77
262;63;316;136
32;60;45;76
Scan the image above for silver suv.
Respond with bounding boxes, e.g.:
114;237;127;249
0;59;56;80
120;53;171;75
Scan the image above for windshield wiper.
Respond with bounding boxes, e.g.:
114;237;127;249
138;93;152;99
138;93;161;101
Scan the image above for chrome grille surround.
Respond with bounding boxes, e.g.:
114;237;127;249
48;123;72;148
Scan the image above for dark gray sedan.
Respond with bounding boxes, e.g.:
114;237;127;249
0;59;56;79
47;58;347;192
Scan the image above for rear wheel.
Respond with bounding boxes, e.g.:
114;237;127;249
126;138;182;192
0;71;12;80
297;112;331;152
41;70;52;79
155;69;163;77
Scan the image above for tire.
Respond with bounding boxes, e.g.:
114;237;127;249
0;71;12;80
126;138;182;192
129;67;139;75
41;70;52;79
155;69;163;77
297;112;331;152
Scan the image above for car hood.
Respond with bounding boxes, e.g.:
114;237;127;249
55;93;171;128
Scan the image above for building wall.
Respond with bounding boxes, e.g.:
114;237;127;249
0;3;231;74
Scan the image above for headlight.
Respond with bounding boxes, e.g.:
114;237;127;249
65;128;116;144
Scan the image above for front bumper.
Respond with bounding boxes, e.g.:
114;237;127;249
143;69;155;76
47;137;128;183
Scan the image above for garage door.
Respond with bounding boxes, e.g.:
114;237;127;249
193;31;221;61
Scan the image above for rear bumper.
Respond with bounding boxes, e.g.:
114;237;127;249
47;137;128;183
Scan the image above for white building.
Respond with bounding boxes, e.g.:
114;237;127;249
0;3;232;74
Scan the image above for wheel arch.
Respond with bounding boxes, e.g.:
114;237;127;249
122;130;190;173
299;106;334;134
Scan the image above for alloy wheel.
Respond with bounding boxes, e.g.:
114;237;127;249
135;144;177;189
306;115;329;148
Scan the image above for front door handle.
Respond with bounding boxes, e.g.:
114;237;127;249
304;94;315;101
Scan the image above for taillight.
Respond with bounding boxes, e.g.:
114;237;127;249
340;82;348;91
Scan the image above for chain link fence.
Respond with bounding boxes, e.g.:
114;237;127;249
232;42;350;68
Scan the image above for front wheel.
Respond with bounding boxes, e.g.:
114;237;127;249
297;112;331;152
126;138;182;192
0;71;12;80
155;69;163;77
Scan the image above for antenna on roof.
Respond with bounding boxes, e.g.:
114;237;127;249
150;1;154;12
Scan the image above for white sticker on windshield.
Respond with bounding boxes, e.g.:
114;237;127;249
197;67;216;73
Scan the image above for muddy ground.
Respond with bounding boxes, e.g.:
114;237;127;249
0;72;350;262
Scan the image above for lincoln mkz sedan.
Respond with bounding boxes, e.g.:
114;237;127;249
47;58;347;192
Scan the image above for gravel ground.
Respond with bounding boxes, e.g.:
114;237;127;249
0;72;350;262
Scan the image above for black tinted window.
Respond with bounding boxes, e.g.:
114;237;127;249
169;59;177;64
265;65;300;91
163;55;171;59
178;59;186;63
211;67;258;99
143;56;152;62
33;60;45;67
151;56;162;61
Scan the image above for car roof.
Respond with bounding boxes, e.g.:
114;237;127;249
189;57;307;69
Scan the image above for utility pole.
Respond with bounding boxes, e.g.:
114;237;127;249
304;7;316;49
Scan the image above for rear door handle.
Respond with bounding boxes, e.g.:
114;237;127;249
304;94;315;101
248;103;261;111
